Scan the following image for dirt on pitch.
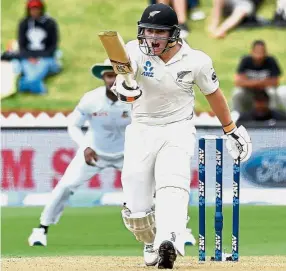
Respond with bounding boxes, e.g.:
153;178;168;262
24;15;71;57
2;256;286;271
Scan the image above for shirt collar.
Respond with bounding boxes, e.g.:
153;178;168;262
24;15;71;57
105;93;118;105
165;39;188;65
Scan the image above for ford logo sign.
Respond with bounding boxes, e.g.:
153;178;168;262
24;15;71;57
242;148;286;187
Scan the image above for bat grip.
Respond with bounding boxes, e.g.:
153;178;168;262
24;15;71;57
124;74;137;89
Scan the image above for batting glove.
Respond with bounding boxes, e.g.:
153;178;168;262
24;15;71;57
111;80;142;104
224;123;252;162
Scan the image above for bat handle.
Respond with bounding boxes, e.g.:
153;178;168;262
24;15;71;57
124;74;137;89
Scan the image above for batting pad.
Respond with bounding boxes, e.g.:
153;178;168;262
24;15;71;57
121;209;156;244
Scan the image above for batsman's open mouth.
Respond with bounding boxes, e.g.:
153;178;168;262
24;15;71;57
151;42;162;54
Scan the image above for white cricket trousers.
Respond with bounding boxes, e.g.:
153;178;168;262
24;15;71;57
40;148;123;226
121;119;196;254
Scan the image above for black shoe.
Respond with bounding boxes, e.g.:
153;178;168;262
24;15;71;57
238;16;271;28
272;13;286;27
158;241;177;269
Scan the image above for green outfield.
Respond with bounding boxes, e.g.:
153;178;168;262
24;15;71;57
1;0;286;112
2;206;286;257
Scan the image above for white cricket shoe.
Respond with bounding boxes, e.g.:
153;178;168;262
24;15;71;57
144;243;159;266
28;228;47;246
185;228;196;246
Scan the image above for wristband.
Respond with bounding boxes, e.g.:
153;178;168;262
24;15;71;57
223;121;236;134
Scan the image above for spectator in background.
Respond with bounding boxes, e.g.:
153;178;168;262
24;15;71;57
153;0;190;39
232;40;285;113
272;0;286;27
17;0;61;94
237;91;286;124
187;0;206;21
208;0;266;39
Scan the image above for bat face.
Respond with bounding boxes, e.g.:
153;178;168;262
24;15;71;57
98;31;133;75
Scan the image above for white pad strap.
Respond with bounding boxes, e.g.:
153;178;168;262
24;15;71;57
121;209;156;244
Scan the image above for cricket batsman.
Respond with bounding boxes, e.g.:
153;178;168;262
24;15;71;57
108;3;253;269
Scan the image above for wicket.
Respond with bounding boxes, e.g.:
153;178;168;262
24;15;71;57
198;136;240;262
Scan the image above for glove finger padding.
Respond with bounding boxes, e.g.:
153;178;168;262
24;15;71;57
226;125;252;162
112;81;142;104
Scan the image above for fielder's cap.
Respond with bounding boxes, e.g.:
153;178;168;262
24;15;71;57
139;3;178;30
91;59;114;79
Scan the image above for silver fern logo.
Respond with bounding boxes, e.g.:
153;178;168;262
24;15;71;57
176;71;193;91
148;11;161;18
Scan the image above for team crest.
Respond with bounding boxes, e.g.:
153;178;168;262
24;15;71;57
141;61;154;77
175;70;193;91
121;111;129;118
148;11;161;18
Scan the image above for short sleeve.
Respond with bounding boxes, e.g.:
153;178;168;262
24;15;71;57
237;57;249;74
269;57;282;77
194;57;219;95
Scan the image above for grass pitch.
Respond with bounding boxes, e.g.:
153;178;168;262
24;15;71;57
2;206;286;257
2;206;286;270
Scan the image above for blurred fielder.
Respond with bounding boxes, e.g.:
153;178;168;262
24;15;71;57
28;59;131;246
108;3;252;269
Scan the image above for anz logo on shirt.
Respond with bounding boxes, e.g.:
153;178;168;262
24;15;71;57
141;61;154;77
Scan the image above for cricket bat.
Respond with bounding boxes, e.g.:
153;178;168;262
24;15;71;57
98;31;136;88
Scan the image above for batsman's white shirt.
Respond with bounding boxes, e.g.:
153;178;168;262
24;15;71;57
120;40;220;213
124;39;219;125
69;86;131;158
119;40;220;253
